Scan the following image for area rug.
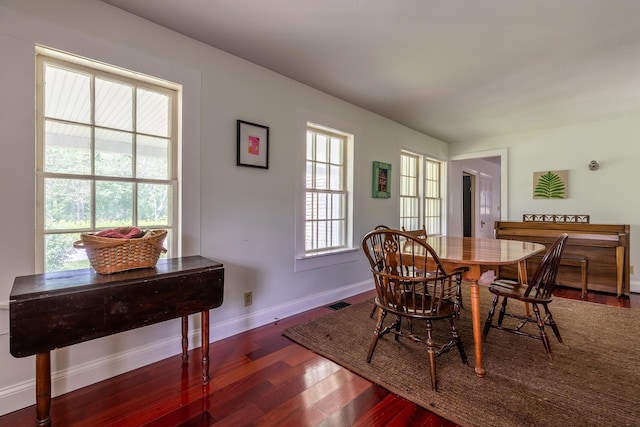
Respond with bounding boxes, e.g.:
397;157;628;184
283;288;640;427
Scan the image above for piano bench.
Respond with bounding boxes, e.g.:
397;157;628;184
529;254;588;299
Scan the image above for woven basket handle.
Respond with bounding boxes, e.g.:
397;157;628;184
73;239;125;250
73;236;167;252
140;231;168;253
144;238;168;253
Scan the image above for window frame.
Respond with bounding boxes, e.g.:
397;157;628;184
399;150;445;236
305;124;348;254
35;46;180;273
295;118;357;272
423;158;443;236
399;151;420;229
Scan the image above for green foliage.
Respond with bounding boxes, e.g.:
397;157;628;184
534;171;566;199
45;234;78;272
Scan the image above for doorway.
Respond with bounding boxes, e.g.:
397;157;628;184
463;174;474;237
449;149;507;238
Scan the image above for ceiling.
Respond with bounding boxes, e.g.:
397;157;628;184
103;0;640;143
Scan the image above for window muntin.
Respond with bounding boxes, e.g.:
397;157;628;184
36;49;178;273
399;151;443;235
305;125;348;254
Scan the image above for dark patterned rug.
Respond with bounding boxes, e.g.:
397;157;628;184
283;287;640;427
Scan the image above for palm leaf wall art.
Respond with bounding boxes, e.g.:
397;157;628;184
533;170;568;199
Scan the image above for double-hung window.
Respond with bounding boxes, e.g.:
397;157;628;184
399;151;443;235
304;124;352;255
35;47;179;272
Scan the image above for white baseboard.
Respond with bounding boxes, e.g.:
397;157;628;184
0;279;373;416
0;333;186;416
208;279;373;342
0;302;8;336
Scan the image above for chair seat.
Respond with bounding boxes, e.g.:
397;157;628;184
489;279;554;304
381;294;457;320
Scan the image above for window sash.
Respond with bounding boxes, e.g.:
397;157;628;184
305;126;347;253
400;152;419;230
400;152;443;235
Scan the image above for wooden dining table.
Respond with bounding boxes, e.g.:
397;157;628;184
404;236;545;377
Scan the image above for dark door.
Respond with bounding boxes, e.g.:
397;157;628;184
463;174;473;237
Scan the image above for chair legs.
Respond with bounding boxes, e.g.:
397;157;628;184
450;318;468;365
498;296;508;325
482;294;500;339
531;303;553;359
482;296;562;360
369;302;376;318
532;303;562;360
426;318;467;391
366;309;388;362
425;320;437;391
543;303;562;343
367;311;466;392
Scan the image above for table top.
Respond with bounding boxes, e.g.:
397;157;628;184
10;255;223;301
412;236;546;266
10;255;225;357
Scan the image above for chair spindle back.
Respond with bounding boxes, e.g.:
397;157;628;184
525;233;569;299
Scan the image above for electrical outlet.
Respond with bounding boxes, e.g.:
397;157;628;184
244;291;253;307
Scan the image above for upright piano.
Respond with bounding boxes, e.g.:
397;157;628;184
494;221;629;297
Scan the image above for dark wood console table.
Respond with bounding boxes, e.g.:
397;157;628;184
9;255;224;426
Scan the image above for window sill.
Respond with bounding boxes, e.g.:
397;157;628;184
295;248;360;272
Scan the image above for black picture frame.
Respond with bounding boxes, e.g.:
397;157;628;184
237;120;269;169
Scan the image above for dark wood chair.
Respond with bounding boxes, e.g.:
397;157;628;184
482;233;569;360
401;224;427;240
369;225;391;318
401;224;464;313
362;229;469;391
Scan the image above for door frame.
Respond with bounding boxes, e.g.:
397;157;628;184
450;148;508;221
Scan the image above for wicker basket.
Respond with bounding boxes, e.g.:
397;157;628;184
74;230;167;274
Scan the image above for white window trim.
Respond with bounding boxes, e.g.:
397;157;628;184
399;151;421;229
294;110;359;272
399;149;448;236
35;45;181;273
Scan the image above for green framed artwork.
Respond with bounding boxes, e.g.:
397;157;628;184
533;170;568;199
372;161;391;198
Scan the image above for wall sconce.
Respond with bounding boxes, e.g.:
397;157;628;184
588;160;599;171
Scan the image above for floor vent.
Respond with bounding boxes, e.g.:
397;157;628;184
327;301;351;310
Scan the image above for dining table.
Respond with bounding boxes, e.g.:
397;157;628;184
404;235;546;377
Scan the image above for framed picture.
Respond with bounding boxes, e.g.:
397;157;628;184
533;169;568;199
372;161;392;198
237;120;269;169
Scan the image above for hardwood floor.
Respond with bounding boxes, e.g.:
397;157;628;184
2;287;638;427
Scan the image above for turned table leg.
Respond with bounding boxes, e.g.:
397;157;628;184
201;310;210;384
181;315;189;363
35;352;51;426
468;281;485;377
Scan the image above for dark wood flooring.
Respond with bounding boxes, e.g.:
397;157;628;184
2;287;638;427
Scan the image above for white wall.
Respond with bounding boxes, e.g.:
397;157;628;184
0;0;449;415
449;117;640;293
